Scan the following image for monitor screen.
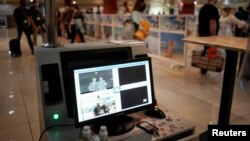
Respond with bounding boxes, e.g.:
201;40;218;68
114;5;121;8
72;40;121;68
60;47;133;117
70;57;155;127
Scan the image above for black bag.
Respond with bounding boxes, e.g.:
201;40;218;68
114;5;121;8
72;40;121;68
9;38;21;57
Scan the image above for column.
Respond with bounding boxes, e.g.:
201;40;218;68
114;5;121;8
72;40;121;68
103;0;117;14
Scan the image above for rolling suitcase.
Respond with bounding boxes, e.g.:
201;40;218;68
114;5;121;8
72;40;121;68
9;38;21;57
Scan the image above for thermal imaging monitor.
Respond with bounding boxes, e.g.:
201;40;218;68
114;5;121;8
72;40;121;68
70;57;155;135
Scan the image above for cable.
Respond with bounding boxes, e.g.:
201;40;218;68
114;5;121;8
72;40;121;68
39;123;75;141
153;131;161;141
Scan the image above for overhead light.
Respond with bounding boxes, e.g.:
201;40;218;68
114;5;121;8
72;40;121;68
9;94;14;98
224;0;229;5
3;0;7;3
194;1;197;5
9;110;15;115
72;1;76;4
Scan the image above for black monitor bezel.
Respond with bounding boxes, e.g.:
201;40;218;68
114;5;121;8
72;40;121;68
69;57;156;128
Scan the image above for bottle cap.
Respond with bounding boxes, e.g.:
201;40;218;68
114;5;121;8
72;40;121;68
100;125;107;131
83;126;90;131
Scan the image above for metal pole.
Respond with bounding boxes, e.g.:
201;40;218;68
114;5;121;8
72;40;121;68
43;0;58;48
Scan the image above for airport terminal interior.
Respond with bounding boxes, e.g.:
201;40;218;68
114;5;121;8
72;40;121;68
0;0;250;141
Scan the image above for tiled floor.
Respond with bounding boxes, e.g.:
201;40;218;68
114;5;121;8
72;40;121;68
0;28;249;141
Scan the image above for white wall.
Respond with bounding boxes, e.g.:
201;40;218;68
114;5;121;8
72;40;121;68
0;4;17;15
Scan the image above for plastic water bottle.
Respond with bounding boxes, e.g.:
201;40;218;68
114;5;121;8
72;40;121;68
99;126;108;141
82;126;92;141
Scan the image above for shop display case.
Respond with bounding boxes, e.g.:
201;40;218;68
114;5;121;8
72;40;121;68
84;14;196;66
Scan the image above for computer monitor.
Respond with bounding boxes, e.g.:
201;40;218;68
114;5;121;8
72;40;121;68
60;47;133;117
70;57;155;136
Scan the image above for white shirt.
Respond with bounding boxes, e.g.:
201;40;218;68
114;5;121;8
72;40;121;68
219;14;248;36
132;11;146;30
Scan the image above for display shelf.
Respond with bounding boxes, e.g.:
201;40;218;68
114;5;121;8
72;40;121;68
147;31;160;55
82;14;195;66
114;26;123;40
160;29;185;35
103;25;113;40
95;14;103;24
160;32;185;62
113;15;124;26
102;15;112;25
102;23;113;26
159;15;186;32
84;35;102;42
145;15;159;29
85;14;95;23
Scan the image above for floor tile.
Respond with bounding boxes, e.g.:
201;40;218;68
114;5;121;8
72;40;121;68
30;121;41;141
0;105;29;129
0;124;33;141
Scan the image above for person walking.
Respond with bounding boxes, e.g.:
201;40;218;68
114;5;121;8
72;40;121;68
70;4;85;43
13;0;34;54
29;0;46;46
62;6;74;39
197;0;220;78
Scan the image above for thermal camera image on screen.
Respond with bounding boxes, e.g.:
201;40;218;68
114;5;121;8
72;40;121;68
79;70;113;94
73;60;153;122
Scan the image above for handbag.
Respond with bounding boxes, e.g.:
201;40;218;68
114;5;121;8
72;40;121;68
191;48;225;72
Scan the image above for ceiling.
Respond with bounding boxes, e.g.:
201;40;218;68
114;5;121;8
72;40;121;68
1;0;103;7
2;0;249;8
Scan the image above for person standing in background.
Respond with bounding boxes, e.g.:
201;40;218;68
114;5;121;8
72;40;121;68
132;0;150;41
96;5;102;14
197;0;220;78
235;7;248;37
234;6;250;75
29;0;46;46
62;5;74;39
70;4;85;43
56;8;62;37
219;7;248;37
13;0;34;55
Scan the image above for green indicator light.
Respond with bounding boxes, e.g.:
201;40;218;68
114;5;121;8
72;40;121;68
53;113;60;120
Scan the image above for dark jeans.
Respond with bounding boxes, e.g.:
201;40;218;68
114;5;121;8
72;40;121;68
71;24;85;43
17;25;33;53
57;21;62;37
240;54;250;80
200;46;209;75
64;24;71;39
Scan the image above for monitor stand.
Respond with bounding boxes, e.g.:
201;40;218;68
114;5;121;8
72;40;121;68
93;115;135;136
